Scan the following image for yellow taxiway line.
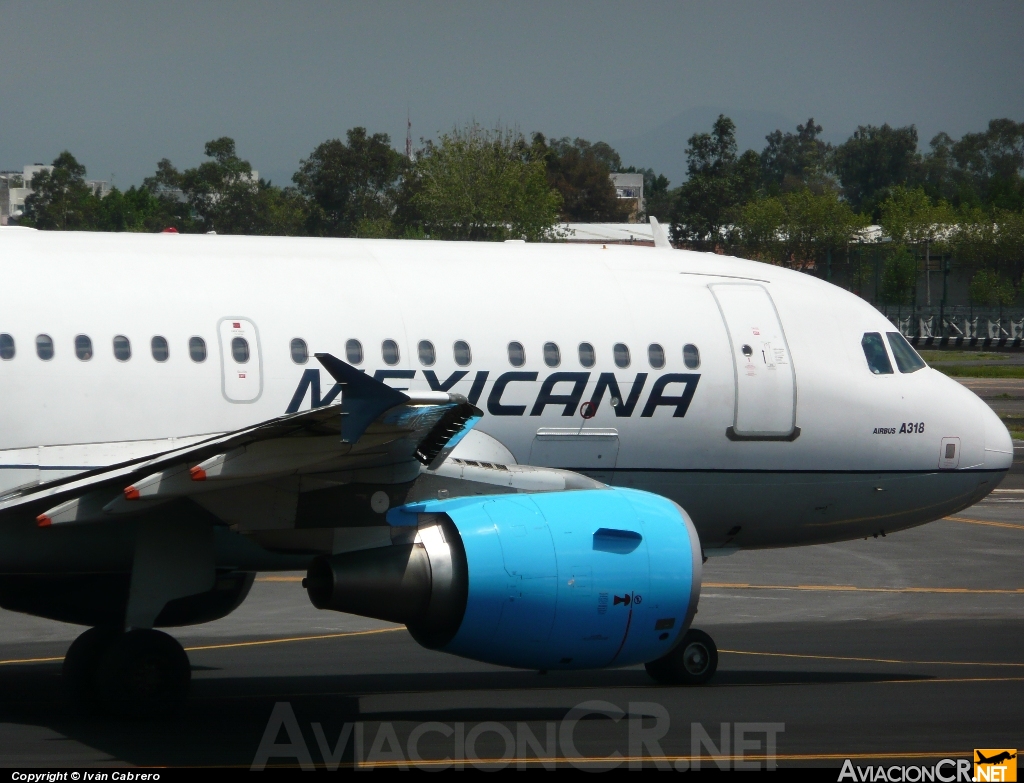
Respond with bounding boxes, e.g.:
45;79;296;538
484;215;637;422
184;626;403;652
718;648;1024;668
704;582;1024;594
0;627;404;666
945;515;1024;530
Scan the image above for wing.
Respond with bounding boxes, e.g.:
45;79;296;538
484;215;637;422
0;354;481;527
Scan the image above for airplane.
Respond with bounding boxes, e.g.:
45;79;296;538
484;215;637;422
976;751;1017;765
0;220;1011;714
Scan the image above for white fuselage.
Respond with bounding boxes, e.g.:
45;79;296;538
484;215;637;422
0;229;1012;550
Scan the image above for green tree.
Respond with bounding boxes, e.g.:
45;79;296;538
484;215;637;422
759;118;834;194
21;152;98;230
735;196;789;265
673;115;760;251
968;267;1016;307
91;185;183;232
736;189;867;268
879;245;919;307
150;138;306;235
412;124;562;241
293;128;407;237
532;134;628;222
950;119;1024;211
952;206;1024;290
834;124;920;216
879;187;958;305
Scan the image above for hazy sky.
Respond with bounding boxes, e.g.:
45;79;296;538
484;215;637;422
1;0;1022;186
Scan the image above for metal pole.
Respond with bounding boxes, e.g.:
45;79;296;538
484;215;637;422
925;239;931;306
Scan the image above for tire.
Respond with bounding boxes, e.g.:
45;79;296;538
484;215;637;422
62;626;122;704
95;629;191;717
645;628;718;686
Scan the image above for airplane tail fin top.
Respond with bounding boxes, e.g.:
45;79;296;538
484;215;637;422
649;216;672;250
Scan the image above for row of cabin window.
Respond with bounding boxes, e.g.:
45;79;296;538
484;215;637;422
0;332;702;372
0;333;214;363
333;338;701;370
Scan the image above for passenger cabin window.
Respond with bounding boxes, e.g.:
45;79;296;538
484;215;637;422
861;332;893;375
152;336;169;362
382;339;400;366
36;335;54;361
578;342;595;368
648;343;665;369
507;341;526;367
290;338;308;365
113;335;131;362
418;340;435;366
614;343;631;368
684;343;700;368
543;342;560;367
0;333;13;360
75;335;93;361
189;336;207;363
683;343;700;369
887;332;926;373
346;339;363;365
453;340;472;367
231;337;250;363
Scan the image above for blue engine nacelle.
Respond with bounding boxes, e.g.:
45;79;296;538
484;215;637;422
306;488;702;671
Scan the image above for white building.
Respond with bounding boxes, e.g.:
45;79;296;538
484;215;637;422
1;164;111;224
610;172;644;222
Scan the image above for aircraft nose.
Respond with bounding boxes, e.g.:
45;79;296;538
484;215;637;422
980;397;1013;471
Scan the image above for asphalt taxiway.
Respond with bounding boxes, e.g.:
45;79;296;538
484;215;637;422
0;481;1020;770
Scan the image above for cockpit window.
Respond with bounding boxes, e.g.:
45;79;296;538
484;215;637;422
861;332;893;375
886;332;926;373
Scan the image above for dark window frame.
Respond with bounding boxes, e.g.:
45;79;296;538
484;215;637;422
543;341;561;368
683;343;700;370
507;341;526;367
578;342;596;368
453;340;472;367
418;340;436;367
113;335;131;362
346;339;363;365
231;336;250;364
861;332;894;375
152;335;170;362
189;336;207;363
886;332;927;373
75;334;93;361
647;343;665;369
36;334;54;361
613;342;631;368
290;337;308;365
382;339;401;366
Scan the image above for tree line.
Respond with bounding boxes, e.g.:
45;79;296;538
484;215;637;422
13;116;1024;307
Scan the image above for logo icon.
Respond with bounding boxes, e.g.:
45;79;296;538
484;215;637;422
975;749;1017;782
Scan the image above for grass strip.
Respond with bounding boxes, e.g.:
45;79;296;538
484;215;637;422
934;364;1024;378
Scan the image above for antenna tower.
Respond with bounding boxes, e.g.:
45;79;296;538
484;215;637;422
405;110;413;160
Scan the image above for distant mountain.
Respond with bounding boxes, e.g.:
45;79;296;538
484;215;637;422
612;106;800;185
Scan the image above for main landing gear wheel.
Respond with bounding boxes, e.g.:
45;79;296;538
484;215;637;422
95;629;191;717
644;628;718;686
62;626;123;704
63;627;191;716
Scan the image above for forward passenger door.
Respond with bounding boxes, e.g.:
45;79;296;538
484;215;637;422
710;284;798;439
